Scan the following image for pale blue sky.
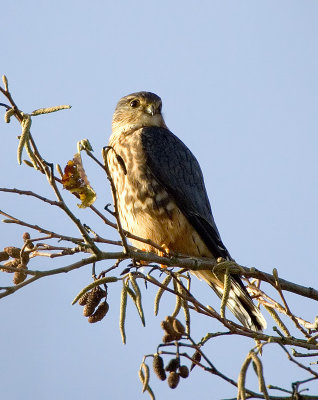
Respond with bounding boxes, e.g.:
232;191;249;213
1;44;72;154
1;1;318;399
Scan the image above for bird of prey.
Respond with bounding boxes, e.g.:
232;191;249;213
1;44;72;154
107;91;266;331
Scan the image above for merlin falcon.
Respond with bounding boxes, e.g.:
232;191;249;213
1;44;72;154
107;91;266;331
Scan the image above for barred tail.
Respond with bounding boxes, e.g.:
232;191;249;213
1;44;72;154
193;270;266;331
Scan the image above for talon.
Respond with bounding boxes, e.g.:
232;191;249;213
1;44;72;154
159;243;170;257
159;243;170;268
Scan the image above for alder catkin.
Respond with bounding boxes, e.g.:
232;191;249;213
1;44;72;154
162;334;174;344
4;247;21;258
88;302;109;323
152;354;166;381
167;371;180;389
83;287;106;317
78;291;90;306
160;320;181;340
13;264;28;285
165;358;180;372
172;318;185;335
190;350;202;371
178;365;189;378
0;251;10;262
1;258;20;272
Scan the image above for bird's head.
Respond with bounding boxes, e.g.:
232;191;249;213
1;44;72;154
112;91;167;134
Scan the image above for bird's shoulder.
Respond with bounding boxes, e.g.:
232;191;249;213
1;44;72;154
140;126;203;182
140;126;230;259
140;126;210;211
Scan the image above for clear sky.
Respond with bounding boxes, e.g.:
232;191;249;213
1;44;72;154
1;1;318;399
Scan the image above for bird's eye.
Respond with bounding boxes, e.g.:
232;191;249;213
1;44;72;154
130;99;140;108
157;103;162;113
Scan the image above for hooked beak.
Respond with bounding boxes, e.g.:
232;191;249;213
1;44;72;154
145;104;155;116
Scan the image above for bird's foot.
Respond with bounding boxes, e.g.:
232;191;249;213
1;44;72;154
159;243;170;268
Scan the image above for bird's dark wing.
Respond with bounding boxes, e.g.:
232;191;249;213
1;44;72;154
141;126;231;260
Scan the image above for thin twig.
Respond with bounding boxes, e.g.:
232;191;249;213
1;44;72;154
0;187;60;206
100;147;130;254
0;209;84;244
278;344;318;378
273;269;311;338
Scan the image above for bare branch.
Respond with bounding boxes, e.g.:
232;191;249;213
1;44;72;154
1;78;318;400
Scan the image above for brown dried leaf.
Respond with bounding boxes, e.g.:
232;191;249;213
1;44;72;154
62;153;96;208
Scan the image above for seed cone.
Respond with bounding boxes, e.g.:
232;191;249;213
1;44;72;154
83;287;106;317
161;319;181;341
190;350;202;371
165;358;179;372
179;365;189;378
13;264;28;285
1;258;19;272
152;354;166;381
88;302;109;323
172;318;185;335
78;291;90;306
167;371;180;389
162;334;174;344
4;247;21;258
0;251;10;262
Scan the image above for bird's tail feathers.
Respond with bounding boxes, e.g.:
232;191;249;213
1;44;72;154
193;270;266;331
